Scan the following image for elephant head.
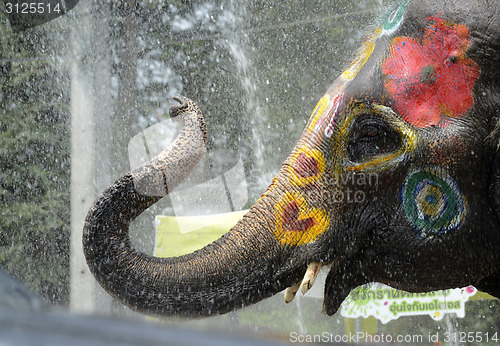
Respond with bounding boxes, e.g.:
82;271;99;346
83;0;500;317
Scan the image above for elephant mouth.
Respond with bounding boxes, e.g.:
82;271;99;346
283;235;370;313
284;260;343;305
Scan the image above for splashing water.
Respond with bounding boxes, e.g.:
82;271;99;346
221;2;270;195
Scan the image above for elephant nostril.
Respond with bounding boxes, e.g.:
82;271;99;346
169;96;191;118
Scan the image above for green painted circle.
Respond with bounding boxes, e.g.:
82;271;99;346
401;170;466;235
382;0;410;35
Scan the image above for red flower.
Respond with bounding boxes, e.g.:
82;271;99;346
382;16;480;128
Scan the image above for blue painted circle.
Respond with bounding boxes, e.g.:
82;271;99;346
401;170;467;236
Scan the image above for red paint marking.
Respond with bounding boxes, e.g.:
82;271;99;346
283;201;316;233
324;93;345;138
382;16;480;128
313;104;332;133
311;264;319;275
313;93;343;134
294;153;319;178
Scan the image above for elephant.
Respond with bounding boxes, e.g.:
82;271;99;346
83;0;500;317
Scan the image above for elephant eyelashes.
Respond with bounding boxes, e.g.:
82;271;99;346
346;114;401;163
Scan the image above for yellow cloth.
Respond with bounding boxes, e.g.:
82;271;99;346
154;210;248;257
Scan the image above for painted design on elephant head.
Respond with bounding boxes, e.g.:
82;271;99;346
382;16;480;128
309;92;345;137
308;87;346;136
341;28;382;82
273;191;330;246
381;0;410;35
307;0;412;141
401;169;467;236
339;0;411;81
324;93;346;138
307;25;378;140
336;103;418;173
339;0;412;81
290;146;325;185
270;146;328;246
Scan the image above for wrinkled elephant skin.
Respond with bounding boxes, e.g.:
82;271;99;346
83;0;500;317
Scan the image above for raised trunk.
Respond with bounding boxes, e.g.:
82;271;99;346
83;97;303;317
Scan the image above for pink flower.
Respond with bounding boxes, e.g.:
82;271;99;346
466;286;475;294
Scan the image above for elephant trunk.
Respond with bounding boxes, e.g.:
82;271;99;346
83;97;302;317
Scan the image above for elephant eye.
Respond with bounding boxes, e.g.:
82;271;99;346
346;114;401;162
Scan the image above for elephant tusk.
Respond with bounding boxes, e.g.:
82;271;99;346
300;262;322;295
284;281;301;303
284;262;322;303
